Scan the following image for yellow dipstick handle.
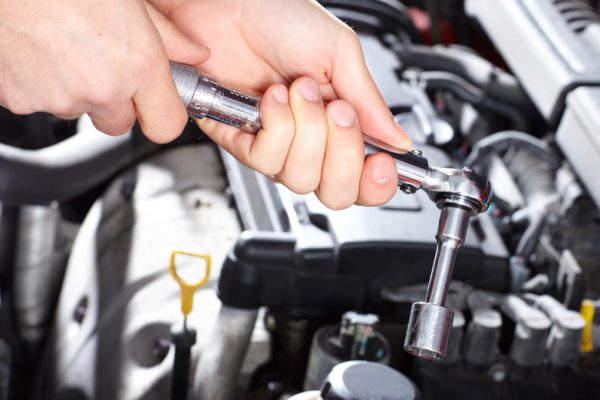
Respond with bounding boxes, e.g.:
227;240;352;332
580;299;595;353
169;251;211;317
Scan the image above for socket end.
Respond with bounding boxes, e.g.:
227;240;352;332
404;302;454;360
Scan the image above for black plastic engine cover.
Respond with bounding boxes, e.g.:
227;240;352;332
218;146;510;317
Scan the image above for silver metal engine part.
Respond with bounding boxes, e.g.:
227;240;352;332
14;205;65;345
43;128;263;399
501;295;552;368
466;0;600;122
528;294;586;368
556;87;600;208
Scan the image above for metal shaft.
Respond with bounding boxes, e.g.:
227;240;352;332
425;206;470;305
404;206;471;360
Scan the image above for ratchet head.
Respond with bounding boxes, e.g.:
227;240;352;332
364;135;492;215
424;167;492;216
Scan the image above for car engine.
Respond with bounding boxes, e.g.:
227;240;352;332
1;1;600;399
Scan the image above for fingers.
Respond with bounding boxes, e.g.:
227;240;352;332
129;2;210;143
275;78;328;194
133;57;188;144
315;100;364;209
332;29;412;150
356;152;399;206
199;83;295;176
88;100;137;136
199;76;399;209
145;2;210;65
130;6;192;144
246;85;295;175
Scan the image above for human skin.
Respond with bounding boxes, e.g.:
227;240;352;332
0;0;208;140
150;0;413;208
0;0;411;209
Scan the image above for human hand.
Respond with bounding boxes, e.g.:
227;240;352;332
150;0;412;208
0;0;208;142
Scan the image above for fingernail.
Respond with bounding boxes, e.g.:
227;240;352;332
272;85;288;104
371;161;395;184
392;116;413;148
329;101;356;128
296;79;320;102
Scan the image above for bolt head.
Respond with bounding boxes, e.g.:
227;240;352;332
489;364;507;382
399;184;417;194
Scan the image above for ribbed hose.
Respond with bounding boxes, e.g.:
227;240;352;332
396;45;531;108
467;131;558;258
465;131;559;171
420;72;529;131
553;0;600;33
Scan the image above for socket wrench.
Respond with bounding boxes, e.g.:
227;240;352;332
170;62;493;360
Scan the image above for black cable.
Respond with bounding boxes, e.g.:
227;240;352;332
426;0;441;43
395;45;533;109
420;71;529;131
320;0;422;42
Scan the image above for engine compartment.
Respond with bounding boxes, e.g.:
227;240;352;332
2;1;600;399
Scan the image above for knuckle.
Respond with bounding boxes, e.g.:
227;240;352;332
286;175;320;195
322;197;354;211
103;120;134;136
255;161;283;177
49;95;76;117
130;46;161;76
3;94;34;115
88;84;120;109
143;115;185;143
6;101;34;116
318;185;358;210
341;26;361;47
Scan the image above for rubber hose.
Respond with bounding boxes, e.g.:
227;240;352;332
421;72;528;131
396;45;532;108
465;131;559;171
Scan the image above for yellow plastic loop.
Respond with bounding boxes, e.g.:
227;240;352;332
169;251;211;317
580;299;595;353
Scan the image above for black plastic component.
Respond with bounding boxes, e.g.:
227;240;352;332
0;340;9;400
218;143;509;318
218;228;509;317
170;324;196;400
412;355;600;400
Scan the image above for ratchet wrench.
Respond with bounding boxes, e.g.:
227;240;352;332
170;62;492;359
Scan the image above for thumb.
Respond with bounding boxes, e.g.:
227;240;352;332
145;2;210;66
332;32;412;150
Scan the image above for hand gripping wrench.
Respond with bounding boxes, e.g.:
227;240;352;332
170;63;493;360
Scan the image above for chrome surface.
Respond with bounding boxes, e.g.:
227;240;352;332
404;302;454;360
170;62;261;133
530;294;585;367
404;206;471;359
426;207;471;306
501;295;552;367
